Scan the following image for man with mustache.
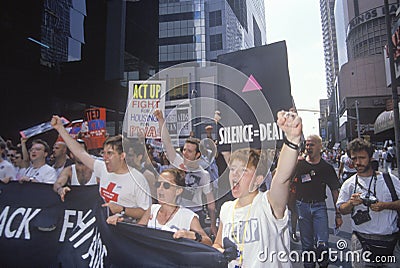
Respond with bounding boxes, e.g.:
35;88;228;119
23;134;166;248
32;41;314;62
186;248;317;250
337;138;400;268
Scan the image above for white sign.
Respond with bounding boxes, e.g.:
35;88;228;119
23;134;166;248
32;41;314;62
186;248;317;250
127;81;166;138
164;106;192;146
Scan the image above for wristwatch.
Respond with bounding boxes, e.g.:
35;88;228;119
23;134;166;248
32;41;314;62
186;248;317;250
194;232;202;242
120;206;126;216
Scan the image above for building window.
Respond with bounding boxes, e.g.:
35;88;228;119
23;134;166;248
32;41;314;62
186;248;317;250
227;0;248;30
209;10;222;27
348;17;388;60
210;34;222;51
168;77;189;100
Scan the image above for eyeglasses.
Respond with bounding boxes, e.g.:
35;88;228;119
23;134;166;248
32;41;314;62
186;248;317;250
29;147;44;152
305;143;315;147
154;181;174;189
7;154;16;158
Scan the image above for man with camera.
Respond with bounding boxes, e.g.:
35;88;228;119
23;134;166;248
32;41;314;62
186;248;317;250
337;138;400;268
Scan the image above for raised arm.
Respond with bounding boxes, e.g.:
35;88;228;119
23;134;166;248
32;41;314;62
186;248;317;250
154;109;177;163
51;115;95;170
268;110;302;219
20;137;30;168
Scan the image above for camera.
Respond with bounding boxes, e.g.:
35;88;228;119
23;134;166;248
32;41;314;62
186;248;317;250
360;193;378;206
351;209;371;225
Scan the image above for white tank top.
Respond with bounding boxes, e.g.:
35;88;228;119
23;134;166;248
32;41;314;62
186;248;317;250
147;204;197;232
70;164;97;186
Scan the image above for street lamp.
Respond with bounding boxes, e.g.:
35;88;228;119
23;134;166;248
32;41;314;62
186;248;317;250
355;100;361;138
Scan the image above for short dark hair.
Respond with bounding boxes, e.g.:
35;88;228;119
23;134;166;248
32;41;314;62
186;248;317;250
347;138;374;158
185;137;200;153
160;168;186;187
16;148;23;156
0;142;6;150
103;135;123;154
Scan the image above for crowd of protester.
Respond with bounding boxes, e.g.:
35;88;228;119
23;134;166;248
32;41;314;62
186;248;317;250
1;108;400;267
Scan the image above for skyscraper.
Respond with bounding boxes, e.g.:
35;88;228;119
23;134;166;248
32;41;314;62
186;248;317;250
332;0;400;145
319;0;340;144
159;0;266;70
158;0;267;140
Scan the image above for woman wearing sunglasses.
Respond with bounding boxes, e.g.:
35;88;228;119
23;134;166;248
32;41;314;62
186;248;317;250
141;168;212;246
107;168;212;246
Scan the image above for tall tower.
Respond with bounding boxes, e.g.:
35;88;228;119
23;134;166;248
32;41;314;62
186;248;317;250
320;0;339;143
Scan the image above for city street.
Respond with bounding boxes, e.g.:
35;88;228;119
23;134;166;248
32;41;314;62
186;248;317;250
290;188;353;268
291;166;398;268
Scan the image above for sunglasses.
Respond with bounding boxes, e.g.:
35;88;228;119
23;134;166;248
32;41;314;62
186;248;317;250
154;181;174;189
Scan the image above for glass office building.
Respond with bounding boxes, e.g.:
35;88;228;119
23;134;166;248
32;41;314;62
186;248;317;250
158;0;267;141
159;0;266;69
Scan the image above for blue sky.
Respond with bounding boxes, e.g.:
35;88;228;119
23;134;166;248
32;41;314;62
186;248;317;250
264;0;326;136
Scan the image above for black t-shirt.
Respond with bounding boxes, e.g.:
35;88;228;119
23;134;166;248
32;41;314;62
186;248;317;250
293;159;340;202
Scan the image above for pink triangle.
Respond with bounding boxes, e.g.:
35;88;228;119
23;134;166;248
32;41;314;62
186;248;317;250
242;74;262;92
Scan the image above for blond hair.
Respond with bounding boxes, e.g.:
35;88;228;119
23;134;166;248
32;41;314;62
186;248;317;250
306;134;322;144
229;148;269;177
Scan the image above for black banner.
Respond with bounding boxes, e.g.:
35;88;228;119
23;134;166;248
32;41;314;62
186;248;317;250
0;182;227;267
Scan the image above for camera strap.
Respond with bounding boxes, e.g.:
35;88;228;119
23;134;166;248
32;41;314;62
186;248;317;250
352;173;377;215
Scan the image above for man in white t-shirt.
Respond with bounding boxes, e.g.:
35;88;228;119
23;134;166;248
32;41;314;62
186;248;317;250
154;109;217;237
337;138;400;268
51;115;151;221
19;139;57;184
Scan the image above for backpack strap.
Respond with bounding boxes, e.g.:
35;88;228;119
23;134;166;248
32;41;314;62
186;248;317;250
383;172;398;202
382;172;400;230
